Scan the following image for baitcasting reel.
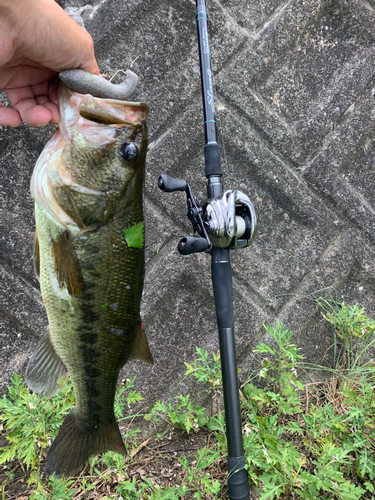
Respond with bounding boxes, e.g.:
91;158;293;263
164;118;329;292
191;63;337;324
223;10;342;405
158;174;257;255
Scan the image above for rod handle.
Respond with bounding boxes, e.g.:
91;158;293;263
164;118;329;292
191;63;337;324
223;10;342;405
204;142;222;177
227;456;250;500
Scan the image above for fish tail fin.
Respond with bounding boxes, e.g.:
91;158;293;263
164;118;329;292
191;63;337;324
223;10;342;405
45;410;126;477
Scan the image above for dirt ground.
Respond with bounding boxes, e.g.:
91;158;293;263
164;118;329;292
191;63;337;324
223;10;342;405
0;428;240;499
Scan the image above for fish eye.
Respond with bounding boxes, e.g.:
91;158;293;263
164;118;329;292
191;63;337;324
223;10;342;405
119;142;138;161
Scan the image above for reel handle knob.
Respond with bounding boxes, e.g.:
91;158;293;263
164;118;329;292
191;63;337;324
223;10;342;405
158;174;187;192
178;236;210;255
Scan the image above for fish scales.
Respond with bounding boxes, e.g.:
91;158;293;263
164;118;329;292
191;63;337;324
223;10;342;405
37;211;143;421
26;82;152;477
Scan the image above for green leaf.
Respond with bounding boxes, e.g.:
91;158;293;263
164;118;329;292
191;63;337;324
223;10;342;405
259;481;286;500
365;481;375;493
123;222;144;248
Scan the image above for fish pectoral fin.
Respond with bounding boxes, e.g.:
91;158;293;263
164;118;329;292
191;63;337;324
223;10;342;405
25;329;68;397
33;232;40;280
128;319;154;365
46;411;126;477
51;230;84;297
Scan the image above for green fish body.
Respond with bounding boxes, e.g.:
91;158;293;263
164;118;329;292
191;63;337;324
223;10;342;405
26;84;152;477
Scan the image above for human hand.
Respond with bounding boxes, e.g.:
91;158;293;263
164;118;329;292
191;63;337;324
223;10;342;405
0;0;99;127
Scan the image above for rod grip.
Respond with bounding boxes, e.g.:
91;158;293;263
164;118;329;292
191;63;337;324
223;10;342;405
227;457;250;500
211;248;233;329
204;142;222;177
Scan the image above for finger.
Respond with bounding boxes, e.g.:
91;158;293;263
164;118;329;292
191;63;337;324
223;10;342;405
5;86;37;108
33;97;59;124
30;81;50;97
11;95;50;126
35;95;49;105
0;65;57;90
33;83;59;111
21;104;53;127
0;104;22;127
80;58;100;76
48;83;59;105
35;93;59;123
35;95;60;125
42;101;60;124
76;34;100;76
5;86;52;126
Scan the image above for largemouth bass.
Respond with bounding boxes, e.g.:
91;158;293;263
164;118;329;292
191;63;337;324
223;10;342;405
26;81;152;477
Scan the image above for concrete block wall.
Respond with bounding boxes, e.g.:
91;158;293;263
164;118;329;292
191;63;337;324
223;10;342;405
1;0;375;405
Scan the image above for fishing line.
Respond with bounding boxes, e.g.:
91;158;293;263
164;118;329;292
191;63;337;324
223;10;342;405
213;74;232;190
206;0;233;191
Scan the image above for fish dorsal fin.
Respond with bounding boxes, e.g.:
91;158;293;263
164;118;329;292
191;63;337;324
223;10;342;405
51;231;84;297
128;319;153;365
34;232;40;280
25;329;68;397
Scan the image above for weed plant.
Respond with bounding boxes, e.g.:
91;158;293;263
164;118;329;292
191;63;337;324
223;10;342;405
0;301;374;499
318;298;375;379
242;319;375;500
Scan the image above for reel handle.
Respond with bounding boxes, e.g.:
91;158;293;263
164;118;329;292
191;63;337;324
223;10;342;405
158;174;187;192
178;236;210;255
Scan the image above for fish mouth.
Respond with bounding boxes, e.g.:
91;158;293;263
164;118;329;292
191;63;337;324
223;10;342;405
59;83;148;148
60;83;148;128
77;94;149;126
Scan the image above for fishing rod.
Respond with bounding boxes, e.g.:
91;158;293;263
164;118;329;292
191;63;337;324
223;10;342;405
158;1;257;498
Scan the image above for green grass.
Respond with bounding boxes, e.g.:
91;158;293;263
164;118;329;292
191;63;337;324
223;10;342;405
0;299;374;499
